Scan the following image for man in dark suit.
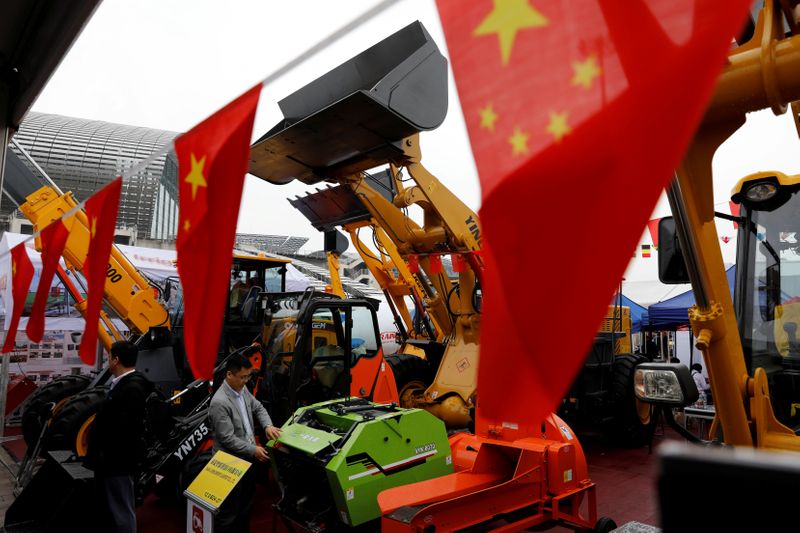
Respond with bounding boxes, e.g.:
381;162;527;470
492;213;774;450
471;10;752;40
209;353;281;533
85;340;154;533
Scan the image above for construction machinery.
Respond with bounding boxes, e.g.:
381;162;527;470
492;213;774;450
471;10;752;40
635;1;800;454
10;175;292;452
268;398;452;530
249;20;606;531
285;85;652;447
560;302;655;446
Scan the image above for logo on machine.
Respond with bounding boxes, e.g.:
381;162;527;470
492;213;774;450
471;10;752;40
297;432;321;443
414;442;436;455
191;505;204;533
173;422;210;461
345;448;437;481
465;215;481;245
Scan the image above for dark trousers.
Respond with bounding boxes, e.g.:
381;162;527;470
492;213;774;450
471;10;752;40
215;468;256;533
94;473;136;533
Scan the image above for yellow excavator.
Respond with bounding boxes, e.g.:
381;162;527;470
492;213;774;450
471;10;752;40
283;167;480;428
631;2;800;528
3;150;291;451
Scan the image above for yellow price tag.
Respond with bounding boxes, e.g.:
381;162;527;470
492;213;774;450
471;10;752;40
185;450;251;510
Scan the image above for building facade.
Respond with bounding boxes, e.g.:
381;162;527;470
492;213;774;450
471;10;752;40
11;112;179;240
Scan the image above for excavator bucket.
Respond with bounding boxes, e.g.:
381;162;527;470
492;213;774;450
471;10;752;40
249;21;447;185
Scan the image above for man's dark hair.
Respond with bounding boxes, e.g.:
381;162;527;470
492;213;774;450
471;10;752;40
110;341;138;368
691;363;703;372
225;353;253;374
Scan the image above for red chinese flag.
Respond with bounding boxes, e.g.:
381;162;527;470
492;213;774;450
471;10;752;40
729;200;740;229
647;218;661;248
451;253;467;273
436;0;751;432
26;220;70;343
3;244;34;353
407;254;419;274
428;254;443;274
176;84;261;380
80;178;122;365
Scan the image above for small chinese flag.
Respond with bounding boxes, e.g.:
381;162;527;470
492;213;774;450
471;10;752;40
436;0;752;432
3;244;34;353
407;254;419;274
176;83;262;380
79;178;122;365
451;253;467;273
647;218;661;249
27;219;70;343
428;254;443;274
729;201;740;230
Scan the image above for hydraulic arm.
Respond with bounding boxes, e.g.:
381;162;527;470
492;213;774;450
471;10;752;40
664;1;800;450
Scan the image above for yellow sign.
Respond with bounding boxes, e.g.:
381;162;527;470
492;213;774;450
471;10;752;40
185;450;251;510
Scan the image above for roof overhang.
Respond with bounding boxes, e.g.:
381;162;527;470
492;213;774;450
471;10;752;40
1;0;101;133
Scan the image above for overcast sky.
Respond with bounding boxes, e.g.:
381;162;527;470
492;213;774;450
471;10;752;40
29;0;800;282
30;0;477;254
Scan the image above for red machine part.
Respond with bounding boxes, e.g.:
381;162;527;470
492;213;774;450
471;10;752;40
6;376;37;415
378;414;597;531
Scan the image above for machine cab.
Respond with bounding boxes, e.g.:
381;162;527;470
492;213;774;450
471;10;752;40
732;171;800;424
259;291;383;424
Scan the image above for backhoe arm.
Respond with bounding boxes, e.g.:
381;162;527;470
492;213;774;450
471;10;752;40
20;186;170;346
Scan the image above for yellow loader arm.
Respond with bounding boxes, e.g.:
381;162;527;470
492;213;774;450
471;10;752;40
20;186;170;351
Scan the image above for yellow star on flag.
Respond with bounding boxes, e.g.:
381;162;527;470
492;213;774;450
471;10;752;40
508;127;530;156
12;261;16;277
90;217;97;239
184;219;191;232
479;104;499;131
474;0;549;65
572;55;602;89
546;111;572;142
184;153;208;200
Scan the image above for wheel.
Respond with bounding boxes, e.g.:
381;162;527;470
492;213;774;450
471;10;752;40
609;353;656;447
594;516;617;533
46;386;108;455
21;374;92;447
385;354;433;407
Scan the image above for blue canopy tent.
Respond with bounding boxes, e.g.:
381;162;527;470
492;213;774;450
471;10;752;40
647;266;736;329
616;294;648;333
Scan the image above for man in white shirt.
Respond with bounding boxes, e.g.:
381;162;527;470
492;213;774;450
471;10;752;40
209;353;281;532
691;363;710;395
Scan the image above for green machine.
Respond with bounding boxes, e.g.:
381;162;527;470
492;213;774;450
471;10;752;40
268;398;453;530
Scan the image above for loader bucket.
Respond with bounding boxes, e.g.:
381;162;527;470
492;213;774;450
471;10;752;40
249;21;447;185
4;451;95;532
289;170;394;231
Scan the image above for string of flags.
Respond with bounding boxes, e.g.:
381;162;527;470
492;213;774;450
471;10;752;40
406;252;481;276
634;210;738;259
2;83;263;381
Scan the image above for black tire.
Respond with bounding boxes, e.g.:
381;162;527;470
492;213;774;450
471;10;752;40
46;386;108;453
385;354;433;407
21;374;92;447
594;517;617;533
609;353;655;447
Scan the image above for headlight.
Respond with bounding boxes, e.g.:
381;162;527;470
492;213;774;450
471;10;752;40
634;363;699;406
744;182;778;202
